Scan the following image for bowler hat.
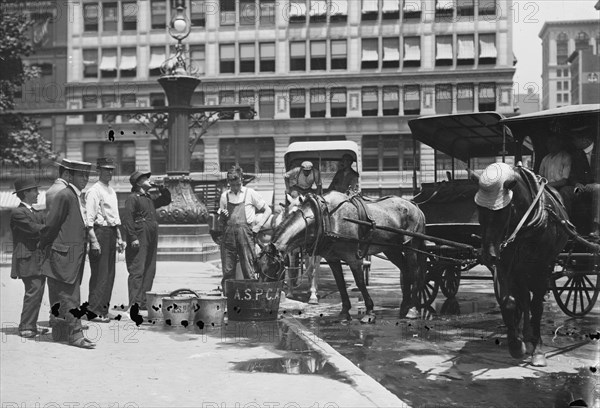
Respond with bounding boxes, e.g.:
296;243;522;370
97;157;116;169
13;178;40;194
129;170;151;186
56;158;94;173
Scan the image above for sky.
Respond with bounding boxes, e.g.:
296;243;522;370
511;0;599;95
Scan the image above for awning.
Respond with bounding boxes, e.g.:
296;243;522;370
383;43;400;61
331;89;346;102
149;50;165;69
436;0;454;9
331;0;348;15
311;41;326;56
99;53;117;71
363;0;379;12
290;42;305;56
382;0;400;12
436;37;453;59
403;0;422;11
362;40;379;61
260;43;275;58
310;89;326;102
119;53;137;70
457;37;475;59
310;0;327;16
362;88;378;102
289;2;307;16
331;40;346;55
404;38;421;61
240;44;255;58
384;87;399;100
479;36;497;58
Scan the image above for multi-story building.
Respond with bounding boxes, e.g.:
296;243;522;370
568;46;600;105
64;0;515;204
513;86;540;116
539;19;598;110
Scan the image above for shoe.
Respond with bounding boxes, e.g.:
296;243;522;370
19;330;37;338
90;315;110;323
69;336;96;349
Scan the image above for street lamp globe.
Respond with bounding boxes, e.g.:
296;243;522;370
173;17;187;33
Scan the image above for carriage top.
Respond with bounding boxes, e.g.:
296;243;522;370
283;141;359;171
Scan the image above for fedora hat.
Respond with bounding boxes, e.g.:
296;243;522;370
12;178;40;194
57;158;94;173
129;170;151;186
474;162;515;210
96;157;116;169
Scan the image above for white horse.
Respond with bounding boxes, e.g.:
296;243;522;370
256;194;321;304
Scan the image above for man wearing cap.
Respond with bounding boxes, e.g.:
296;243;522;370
328;154;359;194
40;159;95;349
284;161;322;197
85;158;126;322
10;178;49;339
217;165;272;290
123;170;171;310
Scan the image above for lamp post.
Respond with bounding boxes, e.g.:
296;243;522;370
157;0;204;224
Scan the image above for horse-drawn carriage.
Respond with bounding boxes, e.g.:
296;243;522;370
408;105;600;318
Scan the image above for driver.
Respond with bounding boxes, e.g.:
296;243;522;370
284;161;322;197
328;154;359;194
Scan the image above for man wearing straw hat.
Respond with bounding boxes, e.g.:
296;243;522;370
45;158;81;211
40;159;96;349
10;177;50;339
85;158;126;322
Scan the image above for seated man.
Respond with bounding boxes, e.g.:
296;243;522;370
284;161;322;197
328;154;359;194
539;134;571;190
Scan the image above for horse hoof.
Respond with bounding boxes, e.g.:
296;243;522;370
405;307;419;320
308;297;319;305
508;338;526;359
360;313;376;324
339;311;352;321
531;353;547;367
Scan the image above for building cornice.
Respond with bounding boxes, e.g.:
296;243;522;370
539;19;600;39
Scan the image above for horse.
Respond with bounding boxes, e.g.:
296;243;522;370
476;162;569;366
256;191;427;323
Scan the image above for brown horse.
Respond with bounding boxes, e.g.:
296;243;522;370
256;191;427;323
476;163;569;366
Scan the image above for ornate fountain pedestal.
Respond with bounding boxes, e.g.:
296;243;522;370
156;175;208;224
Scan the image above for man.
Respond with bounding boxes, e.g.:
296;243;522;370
45;158;78;210
328;154;359;194
40;159;95;349
538;134;571;189
123;171;171;311
284;161;322;197
85;158;126;322
560;132;599;235
10;178;49;339
217;166;272;290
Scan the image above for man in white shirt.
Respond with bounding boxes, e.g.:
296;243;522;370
538;134;571;189
284;161;322;197
217;165;272;290
85;158;126;322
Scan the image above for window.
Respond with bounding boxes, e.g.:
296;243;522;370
457;0;474;16
220;0;236;26
83;95;98;123
120;93;137;121
556;33;569;65
478;83;496;111
557;81;562;91
190;140;205;172
330;88;347;117
330;0;348;22
122;2;137;30
239;90;255;119
83;49;98;78
151;0;167;29
290;89;306;118
557;69;562;77
478;0;495;16
563;68;569;76
310;88;326;117
310;0;327;22
331;40;347;69
219;138;274;173
435;0;454;21
403;85;420;114
575;31;590;50
563;93;569;102
101;95;116;122
382;0;400;19
362;38;379;69
310;41;326;70
382;86;399;115
557;93;562;103
403;36;420;67
36;63;53;76
190;45;205;75
84;141;136;176
240;0;256;25
457;35;475;65
362;87;378;116
563;81;569;90
150;140;167;174
403;0;421;20
220;44;235;73
478;34;496;65
192;91;205;106
119;48;137;77
149;47;165;76
435;84;452;114
362;0;379;21
362;135;418;171
259;90;275;118
382;38;400;68
219;91;235;120
150;93;165;107
436;36;453;66
191;0;206;26
260;0;276;24
100;48;118;78
240;43;255;73
290;42;306;71
290;0;307;23
102;2;118;32
83;4;99;31
457;84;473;112
260;42;275;72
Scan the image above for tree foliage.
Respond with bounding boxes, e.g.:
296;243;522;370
0;8;55;165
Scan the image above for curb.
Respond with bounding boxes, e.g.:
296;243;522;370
282;317;412;408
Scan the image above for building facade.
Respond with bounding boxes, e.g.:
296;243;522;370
568;47;600;105
64;0;515;204
539;19;598;110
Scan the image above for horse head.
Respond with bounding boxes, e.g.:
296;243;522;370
256;242;286;282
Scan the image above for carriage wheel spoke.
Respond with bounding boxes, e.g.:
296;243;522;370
582;277;593;304
563;278;574;309
583;275;596;290
578;279;586;313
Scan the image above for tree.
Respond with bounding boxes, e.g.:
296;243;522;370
0;8;55;166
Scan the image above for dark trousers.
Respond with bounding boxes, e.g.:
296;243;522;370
47;272;83;337
125;222;158;309
220;224;256;290
19;276;46;332
88;226;117;316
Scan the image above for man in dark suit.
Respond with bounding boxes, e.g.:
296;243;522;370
40;159;95;349
10;178;49;338
45;158;77;211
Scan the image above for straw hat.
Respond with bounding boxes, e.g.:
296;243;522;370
56;158;94;173
301;161;313;170
474;162;515;210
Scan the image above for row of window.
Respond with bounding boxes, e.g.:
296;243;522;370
78;82;498;121
82;135;421;176
555;31;593;65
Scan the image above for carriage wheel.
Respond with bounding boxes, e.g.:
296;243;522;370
440;265;461;298
416;257;440;308
550;262;600;317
